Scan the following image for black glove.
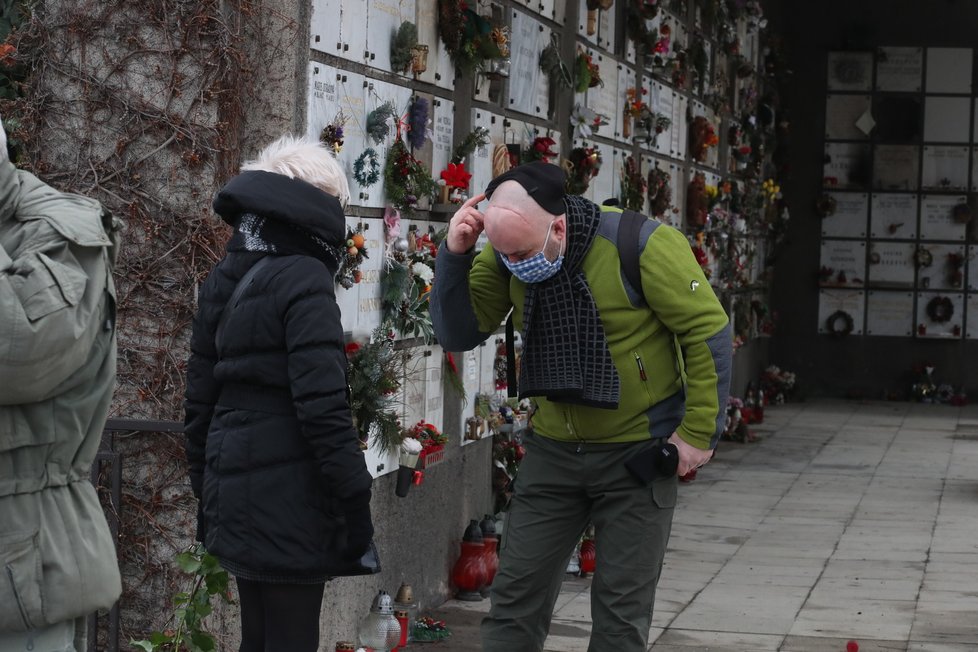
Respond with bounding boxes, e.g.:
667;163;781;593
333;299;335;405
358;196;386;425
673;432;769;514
195;502;208;545
342;494;374;560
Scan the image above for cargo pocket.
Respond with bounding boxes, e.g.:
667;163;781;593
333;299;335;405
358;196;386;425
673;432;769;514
13;249;86;323
0;530;44;632
651;474;677;509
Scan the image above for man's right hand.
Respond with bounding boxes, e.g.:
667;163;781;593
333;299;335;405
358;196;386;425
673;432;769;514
446;193;486;253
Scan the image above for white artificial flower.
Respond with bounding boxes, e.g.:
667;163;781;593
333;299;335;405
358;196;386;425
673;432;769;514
411;262;434;283
570;104;598;140
401;437;423;454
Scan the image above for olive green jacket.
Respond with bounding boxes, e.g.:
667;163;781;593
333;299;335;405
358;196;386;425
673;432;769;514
0;155;122;632
431;205;731;449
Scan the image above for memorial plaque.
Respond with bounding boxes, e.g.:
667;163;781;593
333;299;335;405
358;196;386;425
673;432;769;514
919;194;967;241
915;292;963;338
967;246;978;291
820;240;866;287
469;109;504;198
875;47;922;92
416;0;455;90
824;142;871;189
870;193;917;239
340;0;368;65
921;146;969;190
967;295;978;339
509;10;547;117
366;0;417;73
866;242;915;288
310;0;342;55
923;96;971;144
354;217;385;334
874;96;921;143
827;51;873;91
431;97;454;182
825;95;873;140
926;48;973;94
866;291;914;336
590;141;615;203
818;290;866;335
873;145;919;191
821;192;868;238
916;243;965;291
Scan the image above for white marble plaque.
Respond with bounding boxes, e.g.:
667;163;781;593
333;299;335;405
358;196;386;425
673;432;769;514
825;95;873;140
926;48;973;94
355;217;385;333
341;0;369;65
874;145;919;191
612;64;636;142
827;51;873;92
968;247;978;291
310;0;342;55
919;194;968;241
431;97;454;182
870;193;917;239
652;83;675;157
818;290;865;335
875;47;922;92
366;0;417;73
597;0;615;51
821;192;868;238
967;295;978;339
508;9;547;117
824;142;870;189
916;292;963;338
866;242;915;288
921;146;969;190
336;216;363;332
307;62;342;140
363;79;413;208
671;94;689;160
924;96;971;144
820;240;866;287
866;291;914;336
329;70;369;207
666;161;684;228
415;0;455;91
916;243;965;291
424;343;445;434
590;52;621;139
469;109;505;198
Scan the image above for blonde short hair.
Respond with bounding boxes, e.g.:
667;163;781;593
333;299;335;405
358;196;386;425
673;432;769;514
241;134;351;206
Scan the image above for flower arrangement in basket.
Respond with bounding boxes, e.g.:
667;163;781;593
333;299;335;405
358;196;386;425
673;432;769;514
573;48;602;93
384;138;439;213
689;116;719;162
345;327;406;454
619;155;647;211
437;0;506;73
409;419;448;463
565;146;602;196
381;218;444;341
522;135;558;164
336;225;368;289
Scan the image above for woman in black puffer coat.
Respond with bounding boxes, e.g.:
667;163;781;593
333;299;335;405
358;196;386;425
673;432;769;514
184;135;373;652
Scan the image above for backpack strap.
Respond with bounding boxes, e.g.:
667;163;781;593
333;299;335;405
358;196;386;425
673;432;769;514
617;209;648;305
216;256;273;353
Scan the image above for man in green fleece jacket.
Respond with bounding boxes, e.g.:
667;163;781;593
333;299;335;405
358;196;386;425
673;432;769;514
430;162;731;652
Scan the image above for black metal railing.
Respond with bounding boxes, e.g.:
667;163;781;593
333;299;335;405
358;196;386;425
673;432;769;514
88;418;182;652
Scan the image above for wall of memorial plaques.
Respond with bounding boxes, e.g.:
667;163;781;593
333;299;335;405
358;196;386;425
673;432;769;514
820;46;976;339
301;0;783;461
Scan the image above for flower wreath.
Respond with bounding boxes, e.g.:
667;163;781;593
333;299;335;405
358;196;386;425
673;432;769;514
354;148;381;187
926;296;954;323
815;193;837;218
825;310;854;337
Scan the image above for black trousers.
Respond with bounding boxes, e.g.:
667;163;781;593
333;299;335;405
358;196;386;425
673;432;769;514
236;578;326;652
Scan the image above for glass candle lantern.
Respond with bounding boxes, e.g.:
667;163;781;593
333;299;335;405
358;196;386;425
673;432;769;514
451;519;487;601
393;583;419;643
358;590;402;651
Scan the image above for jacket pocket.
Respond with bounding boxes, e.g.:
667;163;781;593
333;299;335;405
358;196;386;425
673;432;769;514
0;530;44;632
10;249;86;323
631;350;658;404
0;404;57;454
651;475;677;509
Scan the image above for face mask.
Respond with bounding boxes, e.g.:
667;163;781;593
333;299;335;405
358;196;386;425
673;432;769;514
501;219;564;283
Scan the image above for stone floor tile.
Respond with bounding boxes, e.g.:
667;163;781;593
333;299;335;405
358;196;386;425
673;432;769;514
789;598;916;640
653;628;783;650
780;635;907;651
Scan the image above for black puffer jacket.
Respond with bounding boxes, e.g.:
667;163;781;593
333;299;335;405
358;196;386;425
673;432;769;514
184;171;371;581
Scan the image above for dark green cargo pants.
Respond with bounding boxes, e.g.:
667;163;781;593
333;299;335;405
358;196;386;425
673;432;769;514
482;432;678;652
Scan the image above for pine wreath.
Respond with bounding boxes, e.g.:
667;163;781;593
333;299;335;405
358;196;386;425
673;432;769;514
926;296;953;323
354;148;381;187
825;310;854;337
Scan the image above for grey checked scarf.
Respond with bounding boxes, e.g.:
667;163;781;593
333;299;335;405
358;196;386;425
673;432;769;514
518;195;620;409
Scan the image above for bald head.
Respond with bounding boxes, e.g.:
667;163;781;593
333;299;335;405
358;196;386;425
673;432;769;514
484;180;566;263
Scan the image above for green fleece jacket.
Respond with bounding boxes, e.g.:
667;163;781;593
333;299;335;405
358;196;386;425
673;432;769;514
430;205;731;449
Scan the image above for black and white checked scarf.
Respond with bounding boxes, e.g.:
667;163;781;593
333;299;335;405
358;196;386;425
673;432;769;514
518;195;620;409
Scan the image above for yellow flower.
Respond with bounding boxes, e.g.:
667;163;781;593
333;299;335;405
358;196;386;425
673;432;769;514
705;185;718;198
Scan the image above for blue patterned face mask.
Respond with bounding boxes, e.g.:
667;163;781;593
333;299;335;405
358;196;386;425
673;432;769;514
501;219;564;283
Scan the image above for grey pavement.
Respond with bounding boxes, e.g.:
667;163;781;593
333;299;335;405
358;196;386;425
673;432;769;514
425;400;978;651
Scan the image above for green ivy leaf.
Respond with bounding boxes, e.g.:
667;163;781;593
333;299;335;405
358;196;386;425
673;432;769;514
175;551;202;574
130;639;157;652
190;631;217;651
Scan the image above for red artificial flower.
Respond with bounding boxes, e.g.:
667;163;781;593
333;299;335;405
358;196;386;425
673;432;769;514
440;162;472;189
445;352;459;374
345;342;361;357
